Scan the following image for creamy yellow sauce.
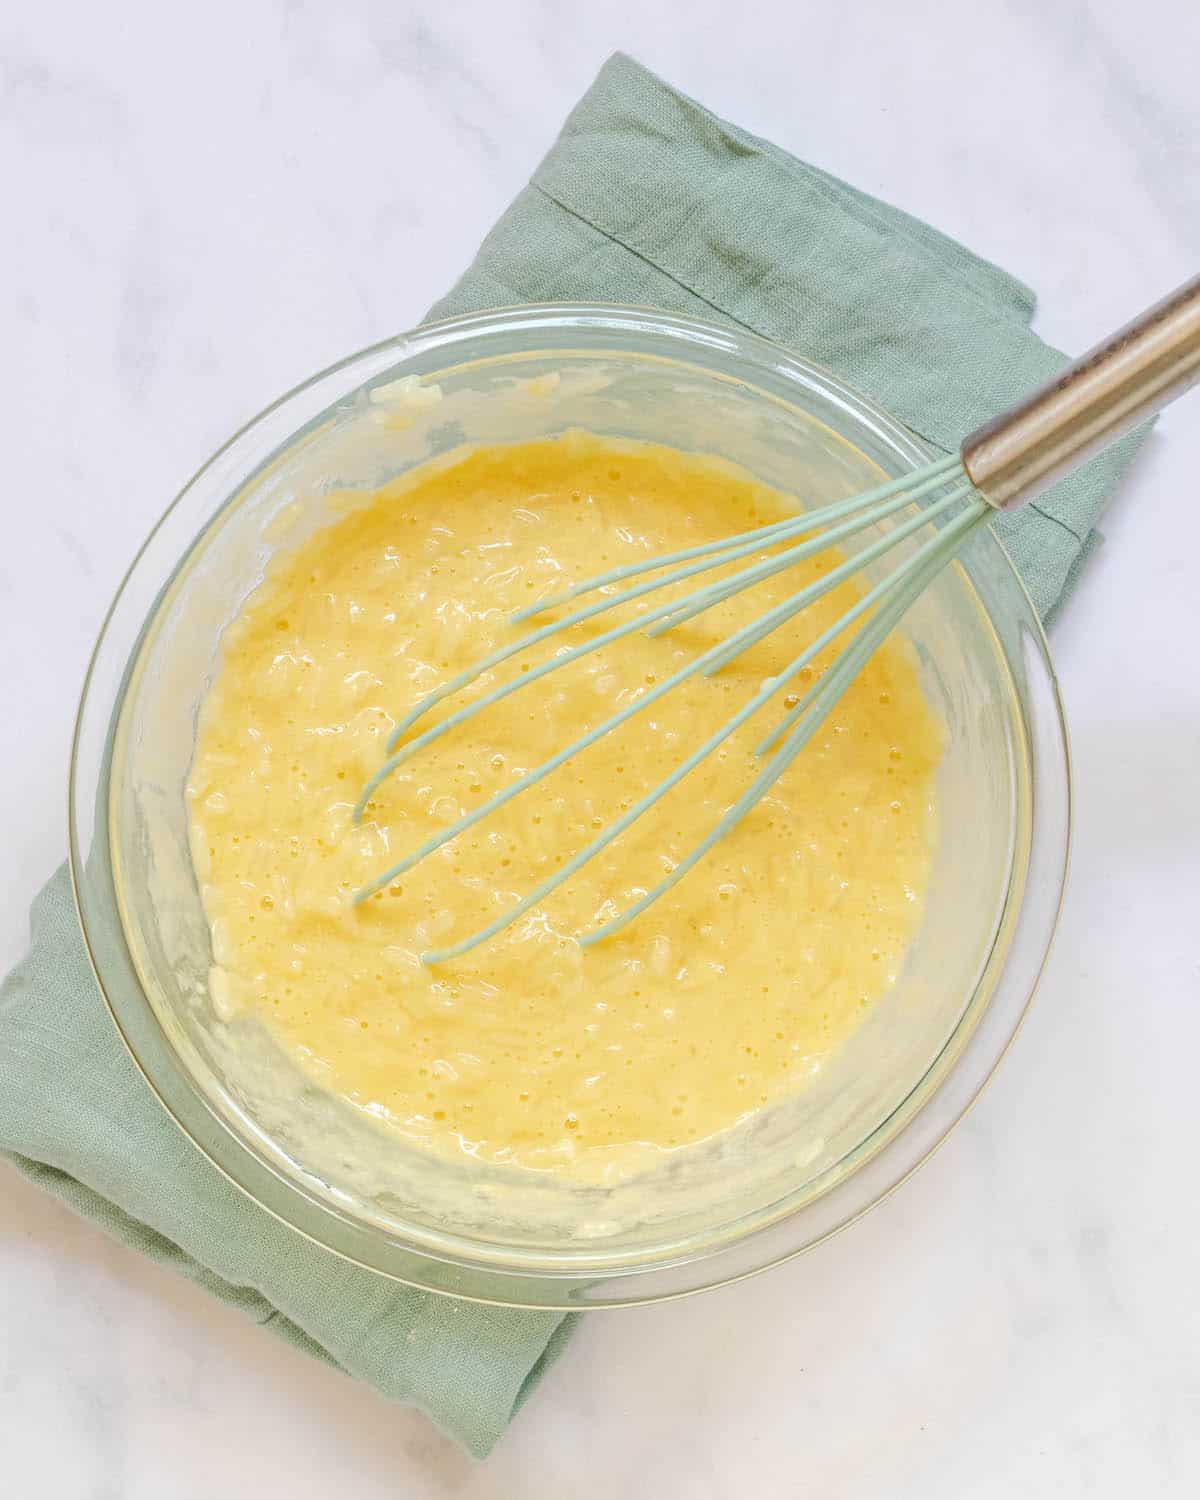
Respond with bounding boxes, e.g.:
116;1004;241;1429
188;434;942;1177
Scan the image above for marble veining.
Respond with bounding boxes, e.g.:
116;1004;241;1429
2;1;1198;1495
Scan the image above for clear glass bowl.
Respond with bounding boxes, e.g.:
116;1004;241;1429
70;304;1070;1308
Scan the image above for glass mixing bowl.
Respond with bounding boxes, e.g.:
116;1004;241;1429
70;305;1070;1308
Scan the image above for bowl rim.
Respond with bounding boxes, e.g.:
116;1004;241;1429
69;300;1072;1308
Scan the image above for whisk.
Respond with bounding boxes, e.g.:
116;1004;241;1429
355;275;1200;962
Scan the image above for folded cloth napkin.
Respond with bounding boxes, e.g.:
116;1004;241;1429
432;53;1146;624
0;52;1148;1459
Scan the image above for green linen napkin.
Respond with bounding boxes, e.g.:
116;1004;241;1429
432;53;1146;624
0;52;1147;1460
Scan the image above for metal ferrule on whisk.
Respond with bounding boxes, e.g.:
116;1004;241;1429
961;274;1200;511
354;273;1200;959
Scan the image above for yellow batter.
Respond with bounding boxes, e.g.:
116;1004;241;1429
188;434;942;1177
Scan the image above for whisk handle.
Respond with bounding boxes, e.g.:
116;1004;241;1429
961;272;1200;511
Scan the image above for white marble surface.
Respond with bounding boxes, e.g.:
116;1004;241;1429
3;1;1199;1493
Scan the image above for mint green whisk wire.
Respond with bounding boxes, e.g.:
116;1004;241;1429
366;454;961;771
353;458;959;806
352;272;1200;961
426;500;986;964
352;461;963;824
352;465;985;950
